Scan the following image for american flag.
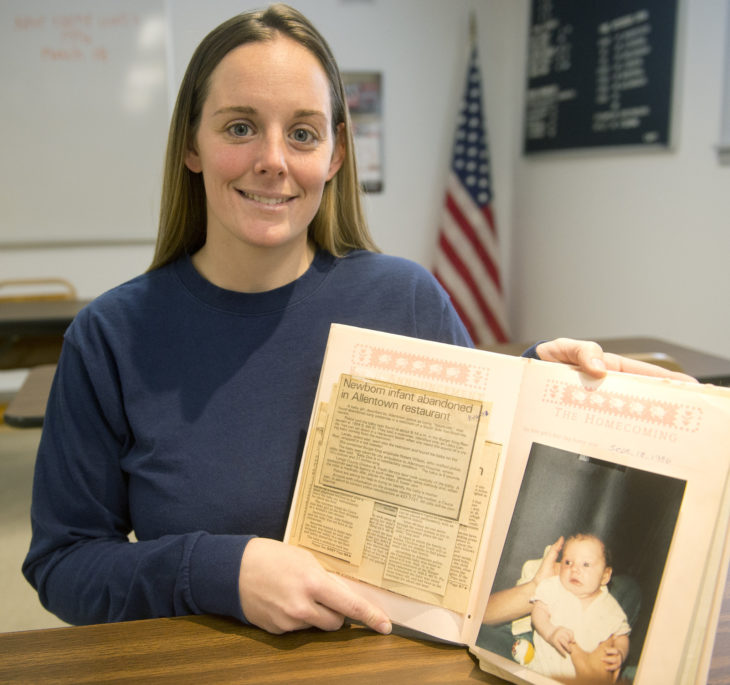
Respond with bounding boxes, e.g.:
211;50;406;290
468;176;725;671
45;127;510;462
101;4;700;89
433;28;509;345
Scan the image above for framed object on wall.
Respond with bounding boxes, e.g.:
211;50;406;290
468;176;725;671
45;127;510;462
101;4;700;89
343;71;384;192
523;0;679;154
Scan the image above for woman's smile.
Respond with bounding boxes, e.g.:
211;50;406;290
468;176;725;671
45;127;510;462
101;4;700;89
236;189;296;207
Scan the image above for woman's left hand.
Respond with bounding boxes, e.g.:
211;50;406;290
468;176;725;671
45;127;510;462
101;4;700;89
536;338;698;383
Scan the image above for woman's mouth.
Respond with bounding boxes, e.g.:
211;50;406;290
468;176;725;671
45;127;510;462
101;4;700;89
238;190;292;205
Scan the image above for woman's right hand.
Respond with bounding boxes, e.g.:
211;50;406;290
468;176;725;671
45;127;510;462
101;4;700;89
238;537;392;635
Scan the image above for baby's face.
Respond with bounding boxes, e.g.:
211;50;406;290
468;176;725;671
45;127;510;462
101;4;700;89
558;537;611;600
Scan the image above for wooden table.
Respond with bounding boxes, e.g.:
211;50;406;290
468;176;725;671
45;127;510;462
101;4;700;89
0;599;728;684
481;336;730;386
0;617;490;684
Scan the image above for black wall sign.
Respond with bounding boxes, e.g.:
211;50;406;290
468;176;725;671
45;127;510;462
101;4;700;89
524;0;679;153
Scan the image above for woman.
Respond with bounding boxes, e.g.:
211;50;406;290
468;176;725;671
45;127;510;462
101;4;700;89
23;4;692;635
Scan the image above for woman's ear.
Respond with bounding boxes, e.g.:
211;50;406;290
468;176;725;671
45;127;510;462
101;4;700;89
185;139;202;173
326;123;346;181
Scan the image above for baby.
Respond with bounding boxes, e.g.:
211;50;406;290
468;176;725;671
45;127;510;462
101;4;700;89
529;534;631;680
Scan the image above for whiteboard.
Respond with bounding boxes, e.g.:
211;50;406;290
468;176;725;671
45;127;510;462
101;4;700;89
0;0;169;245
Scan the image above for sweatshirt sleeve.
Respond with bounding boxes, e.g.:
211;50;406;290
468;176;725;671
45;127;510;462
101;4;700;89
22;332;248;626
521;343;542;359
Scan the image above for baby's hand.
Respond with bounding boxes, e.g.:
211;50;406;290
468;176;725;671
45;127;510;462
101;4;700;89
600;637;626;672
549;626;575;657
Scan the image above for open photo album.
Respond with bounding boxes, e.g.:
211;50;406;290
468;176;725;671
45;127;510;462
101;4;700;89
284;324;730;684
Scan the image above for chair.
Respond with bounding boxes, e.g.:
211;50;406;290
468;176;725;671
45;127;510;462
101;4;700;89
0;278;77;303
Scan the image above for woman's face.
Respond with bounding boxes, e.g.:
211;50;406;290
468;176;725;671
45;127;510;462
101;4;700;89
185;35;344;259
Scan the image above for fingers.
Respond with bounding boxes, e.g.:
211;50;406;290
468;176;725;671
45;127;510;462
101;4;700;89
535;536;563;584
604;353;698;383
536;338;607;378
555;638;573;657
321;573;392;634
547;535;564;574
549;535;564;559
601;651;622;671
537;338;699;382
561;631;575;655
572;341;608;378
549;627;574;656
238;538;391;635
268;597;346;635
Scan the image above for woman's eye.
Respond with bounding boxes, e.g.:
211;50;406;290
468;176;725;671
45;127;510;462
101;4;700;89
229;122;251;137
292;128;315;143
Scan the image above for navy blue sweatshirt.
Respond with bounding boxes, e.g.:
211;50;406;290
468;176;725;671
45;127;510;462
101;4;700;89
23;250;473;625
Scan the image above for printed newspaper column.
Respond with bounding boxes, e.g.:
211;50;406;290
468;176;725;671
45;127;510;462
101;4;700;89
296;399;374;566
320;376;478;517
291;374;497;612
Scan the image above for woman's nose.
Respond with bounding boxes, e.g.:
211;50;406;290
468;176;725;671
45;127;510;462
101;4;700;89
254;134;287;176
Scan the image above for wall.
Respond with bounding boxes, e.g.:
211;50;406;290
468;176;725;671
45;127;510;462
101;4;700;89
2;0;728;359
508;0;730;358
0;0;516;300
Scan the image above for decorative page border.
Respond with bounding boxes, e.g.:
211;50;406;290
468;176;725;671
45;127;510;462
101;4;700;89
351;344;490;390
543;380;702;432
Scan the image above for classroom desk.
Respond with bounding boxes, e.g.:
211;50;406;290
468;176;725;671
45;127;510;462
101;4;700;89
590;336;730;385
2;364;56;428
0;299;88;370
0;596;728;685
0;300;88;335
4;336;730;428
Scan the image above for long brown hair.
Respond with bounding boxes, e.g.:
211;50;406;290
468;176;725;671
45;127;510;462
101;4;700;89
150;3;378;271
